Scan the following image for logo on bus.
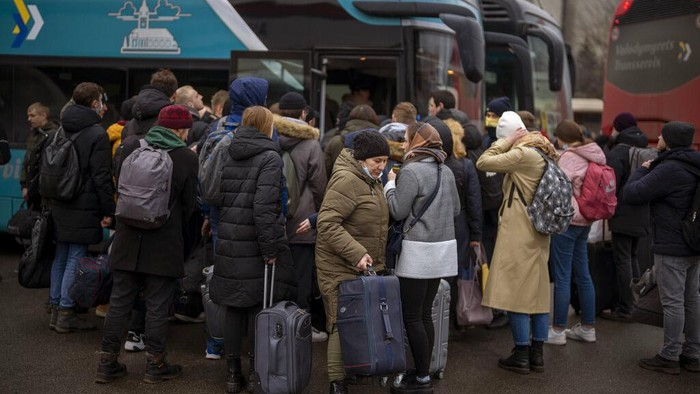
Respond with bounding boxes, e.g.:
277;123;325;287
109;0;190;55
11;0;44;48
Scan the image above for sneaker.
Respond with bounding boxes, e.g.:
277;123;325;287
679;354;700;372
639;354;680;375
545;327;566;345
95;304;109;318
600;309;632;322
174;311;205;323
124;331;146;352
565;323;596;343
205;338;224;360
312;327;328;342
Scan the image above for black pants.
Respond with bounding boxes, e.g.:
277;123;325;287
101;270;176;355
482;208;499;262
611;233;639;314
290;244;315;311
399;277;441;377
224;305;261;360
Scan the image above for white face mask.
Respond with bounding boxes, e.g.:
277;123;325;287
362;166;376;180
95;102;103;115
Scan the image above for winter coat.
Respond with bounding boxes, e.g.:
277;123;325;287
606;127;650;236
210;126;296;308
49;105;115;245
316;148;389;332
20;120;59;186
121;86;172;141
275;115;327;244
385;157;461;279
559;142;608;227
476;138;552;314
185;106;210;148
110;126;199;277
324;119;378;176
624;148;700;257
105;121;124;157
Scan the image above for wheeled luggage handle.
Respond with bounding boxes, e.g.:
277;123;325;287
263;262;276;309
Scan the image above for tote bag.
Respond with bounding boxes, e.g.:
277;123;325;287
456;246;492;326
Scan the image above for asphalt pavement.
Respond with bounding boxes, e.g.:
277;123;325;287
0;234;697;393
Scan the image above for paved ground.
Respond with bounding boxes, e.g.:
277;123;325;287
0;234;697;393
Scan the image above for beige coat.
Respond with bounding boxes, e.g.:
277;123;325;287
476;138;552;314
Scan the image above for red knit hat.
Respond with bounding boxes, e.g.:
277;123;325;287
157;105;193;129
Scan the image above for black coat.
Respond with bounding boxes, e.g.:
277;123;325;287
50;105;115;244
109;138;199;277
121;86;172;141
605;127;651;236
624;148;700;257
210;126;297;308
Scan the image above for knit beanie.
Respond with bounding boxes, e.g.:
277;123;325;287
613;112;637;132
278;92;307;110
661;121;695;149
353;130;390;160
496;111;525;140
486;96;512;117
157;104;193;129
553;120;583;144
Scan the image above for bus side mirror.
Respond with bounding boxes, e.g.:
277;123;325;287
527;24;565;92
440;14;484;83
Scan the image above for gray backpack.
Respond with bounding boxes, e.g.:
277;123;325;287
115;140;173;229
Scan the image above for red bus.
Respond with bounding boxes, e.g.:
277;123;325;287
602;0;700;147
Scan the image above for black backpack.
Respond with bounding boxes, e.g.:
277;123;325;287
39;127;84;201
671;160;700;252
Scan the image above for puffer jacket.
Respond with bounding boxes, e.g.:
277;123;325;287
624;148;700;257
275;115;327;244
606;126;651;236
559;142;608;226
316;148;388;332
210;126;296;308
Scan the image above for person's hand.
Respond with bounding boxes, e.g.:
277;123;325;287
506;127;528;145
21;187;28;201
101;216;113;228
296;219;312;234
641;160;652;169
355;253;373;272
201;219;211;237
469;241;480;248
265;257;277;265
387;168;397;182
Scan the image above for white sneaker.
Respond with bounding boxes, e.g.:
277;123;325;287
565;323;596;343
312;327;328;342
545;327;567;345
124;331;145;352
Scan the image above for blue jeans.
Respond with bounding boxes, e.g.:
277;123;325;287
655;254;700;361
508;312;549;346
50;242;87;309
551;225;595;327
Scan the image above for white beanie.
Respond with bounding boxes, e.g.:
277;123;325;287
496;111;526;140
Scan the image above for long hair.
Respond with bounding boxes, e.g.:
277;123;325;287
242;106;274;137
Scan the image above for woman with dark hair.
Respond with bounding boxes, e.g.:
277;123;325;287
385;122;460;393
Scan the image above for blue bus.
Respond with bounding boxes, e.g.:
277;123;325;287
0;0;485;233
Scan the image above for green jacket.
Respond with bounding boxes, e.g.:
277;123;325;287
315;148;388;332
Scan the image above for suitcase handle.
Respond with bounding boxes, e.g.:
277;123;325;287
263;262;276;309
378;277;394;342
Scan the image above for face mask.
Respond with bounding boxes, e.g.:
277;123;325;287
362;166;376;180
95;102;103;115
484;117;499;128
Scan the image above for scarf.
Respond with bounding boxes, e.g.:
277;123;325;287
145;125;187;149
403;122;447;164
513;132;559;161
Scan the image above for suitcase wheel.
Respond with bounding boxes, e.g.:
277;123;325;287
434;370;445;380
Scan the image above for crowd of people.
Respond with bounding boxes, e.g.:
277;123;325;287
17;68;700;393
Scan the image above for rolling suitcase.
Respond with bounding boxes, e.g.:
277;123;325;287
572;241;618;314
255;263;312;394
336;267;407;377
430;279;450;380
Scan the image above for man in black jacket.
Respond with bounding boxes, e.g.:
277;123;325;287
624;121;700;375
96;105;198;384
603;114;650;321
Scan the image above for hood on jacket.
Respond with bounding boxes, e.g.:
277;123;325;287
229;126;280;160
145;125;187;149
132;86;173;121
334;148;379;186
616;126;648;148
61;104;101;133
275;115;320;151
229;77;268;117
426;117;454;158
569;142;607;165
653;147;700;171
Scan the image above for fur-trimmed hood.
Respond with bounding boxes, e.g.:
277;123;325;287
274;115;319;143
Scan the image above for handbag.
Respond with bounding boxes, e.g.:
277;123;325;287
69;237;113;308
7;203;42;240
456;245;492;326
386;165;442;267
631;266;663;327
18;209;54;289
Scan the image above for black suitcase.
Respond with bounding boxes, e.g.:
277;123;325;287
255;263;312;394
572;241;618;314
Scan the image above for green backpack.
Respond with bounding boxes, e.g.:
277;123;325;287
282;151;300;219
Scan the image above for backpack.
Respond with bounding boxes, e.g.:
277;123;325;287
282;151;300;219
115;139;173;229
577;161;617;221
511;148;574;235
628;146;658;171
671;160;700;252
198;116;238;206
39;127;84;201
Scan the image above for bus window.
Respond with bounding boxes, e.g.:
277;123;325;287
232;55;308;106
484;47;520;111
528;35;572;136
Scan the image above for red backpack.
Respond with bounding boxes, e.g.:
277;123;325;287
577;161;617;221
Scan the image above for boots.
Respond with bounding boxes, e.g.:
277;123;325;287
55;307;97;333
329;379;348;394
94;351;128;383
49;304;58;331
226;357;245;393
246;354;256;392
498;346;531;374
143;352;182;383
529;346;544;373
